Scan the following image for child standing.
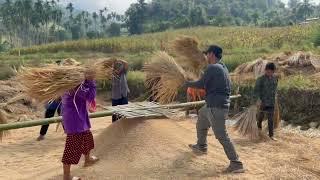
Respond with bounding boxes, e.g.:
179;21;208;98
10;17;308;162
61;71;98;180
254;62;278;141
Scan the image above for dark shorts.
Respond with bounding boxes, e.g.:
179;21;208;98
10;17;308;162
62;130;94;165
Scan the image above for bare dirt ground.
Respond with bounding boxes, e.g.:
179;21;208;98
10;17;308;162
1;117;320;180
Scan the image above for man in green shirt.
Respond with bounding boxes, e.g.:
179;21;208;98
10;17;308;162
254;62;278;141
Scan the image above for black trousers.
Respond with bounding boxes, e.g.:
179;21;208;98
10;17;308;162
39;107;61;136
111;97;128;123
257;106;274;137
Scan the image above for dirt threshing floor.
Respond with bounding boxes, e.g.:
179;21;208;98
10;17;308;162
0;117;320;180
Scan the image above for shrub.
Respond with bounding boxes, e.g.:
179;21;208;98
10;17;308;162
127;71;146;99
312;29;320;47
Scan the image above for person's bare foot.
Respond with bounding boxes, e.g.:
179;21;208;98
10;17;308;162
84;156;99;167
270;137;278;141
36;135;45;141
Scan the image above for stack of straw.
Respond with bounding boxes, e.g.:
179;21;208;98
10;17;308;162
143;51;196;104
169;36;206;73
17;58;115;103
233;105;260;140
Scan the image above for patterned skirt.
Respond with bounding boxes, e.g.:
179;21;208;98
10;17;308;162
62;130;94;165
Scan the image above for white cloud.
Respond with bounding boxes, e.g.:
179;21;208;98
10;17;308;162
60;0;137;14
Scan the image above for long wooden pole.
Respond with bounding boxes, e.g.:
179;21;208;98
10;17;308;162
0;95;241;131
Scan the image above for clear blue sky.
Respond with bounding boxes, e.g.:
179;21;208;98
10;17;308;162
61;0;319;14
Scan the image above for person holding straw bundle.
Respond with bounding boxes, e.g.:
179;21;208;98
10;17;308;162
111;59;130;123
61;69;99;180
184;45;245;173
254;62;278;141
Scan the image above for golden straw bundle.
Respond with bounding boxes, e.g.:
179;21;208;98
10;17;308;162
17;65;86;103
273;99;281;129
91;58;116;80
143;51;196;104
169;36;206;72
233;105;260;140
0;109;9;141
17;58;115;103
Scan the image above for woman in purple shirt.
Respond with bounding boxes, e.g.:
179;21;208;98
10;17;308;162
61;71;98;180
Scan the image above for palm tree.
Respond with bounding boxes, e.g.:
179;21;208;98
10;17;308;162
66;2;74;20
92;12;98;34
297;0;314;21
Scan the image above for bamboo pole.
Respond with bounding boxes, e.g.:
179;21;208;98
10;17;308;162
0;95;241;131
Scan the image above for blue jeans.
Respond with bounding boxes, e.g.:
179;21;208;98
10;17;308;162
112;97;128;122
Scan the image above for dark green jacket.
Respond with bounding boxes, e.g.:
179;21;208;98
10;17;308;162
254;75;278;107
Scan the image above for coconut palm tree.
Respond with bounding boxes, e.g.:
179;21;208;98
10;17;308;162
92;12;98;35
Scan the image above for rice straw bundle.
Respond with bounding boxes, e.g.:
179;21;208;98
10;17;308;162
17;65;87;103
0;109;9;141
89;58;116;80
233;105;260;140
143;51;196;104
169;36;206;72
273;98;281;129
17;58;115;103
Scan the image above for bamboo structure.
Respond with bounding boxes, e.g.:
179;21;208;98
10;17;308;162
0;95;241;131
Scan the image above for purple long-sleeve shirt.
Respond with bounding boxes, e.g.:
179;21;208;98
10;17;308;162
62;80;96;134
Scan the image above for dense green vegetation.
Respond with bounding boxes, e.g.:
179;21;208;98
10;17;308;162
124;0;320;34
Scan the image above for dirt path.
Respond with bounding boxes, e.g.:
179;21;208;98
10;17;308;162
1;117;320;180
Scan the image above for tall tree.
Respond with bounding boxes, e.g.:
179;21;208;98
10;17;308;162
125;0;147;35
92;12;98;34
297;0;314;21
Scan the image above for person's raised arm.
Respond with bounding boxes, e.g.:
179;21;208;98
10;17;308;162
184;68;208;89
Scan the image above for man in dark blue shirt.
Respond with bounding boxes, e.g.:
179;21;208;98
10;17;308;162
185;45;244;173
